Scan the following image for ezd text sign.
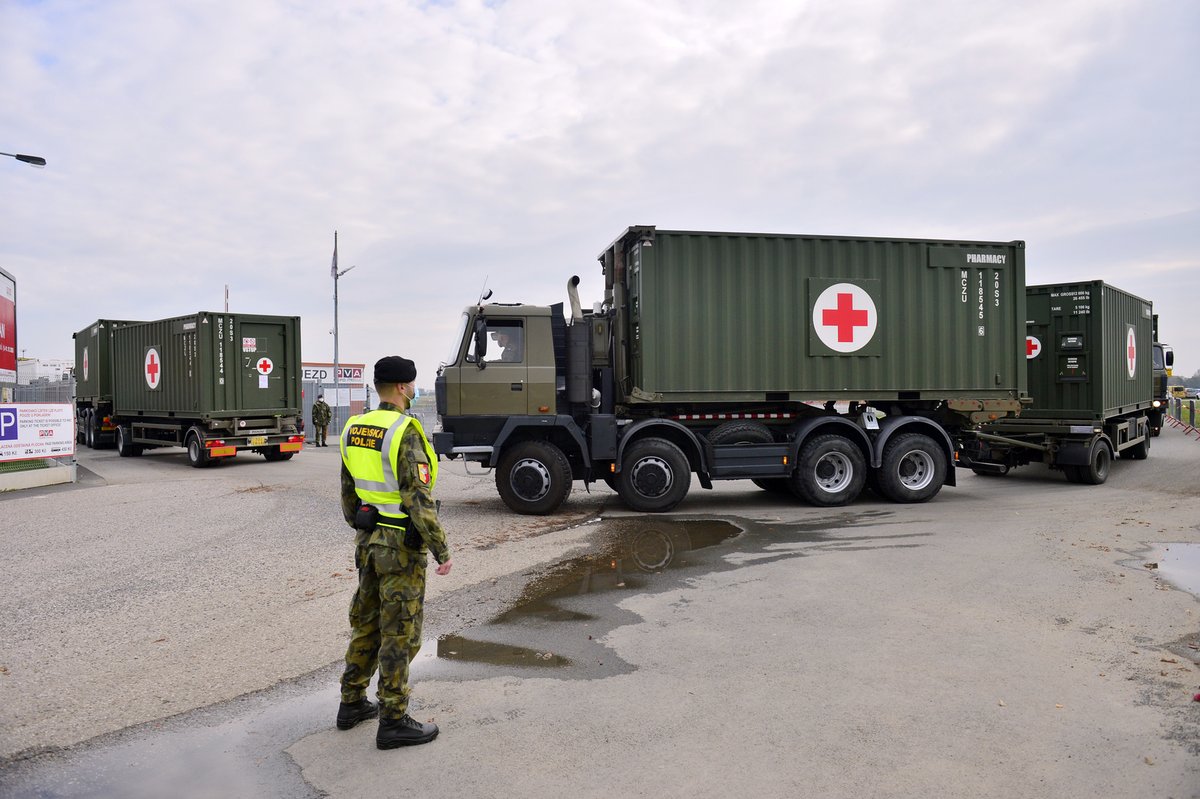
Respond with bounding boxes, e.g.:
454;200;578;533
0;404;76;463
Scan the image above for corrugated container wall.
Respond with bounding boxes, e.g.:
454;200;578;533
606;228;1027;403
111;312;302;418
1023;282;1154;420
73;319;142;402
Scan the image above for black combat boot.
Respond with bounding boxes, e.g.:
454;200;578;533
336;698;378;730
376;714;439;749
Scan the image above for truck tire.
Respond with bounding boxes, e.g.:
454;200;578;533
86;413;96;449
1125;431;1150;461
496;440;572;515
264;447;294;462
116;426;142;458
1076;438;1112;485
876;432;946;503
186;429;210;468
617;437;691;513
76;414;86;446
790;434;866;506
707;421;773;445
709;423;789;495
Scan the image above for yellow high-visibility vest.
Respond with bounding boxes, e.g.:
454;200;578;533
340;408;437;528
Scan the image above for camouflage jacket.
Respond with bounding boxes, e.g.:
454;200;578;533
340;402;450;564
312;399;332;426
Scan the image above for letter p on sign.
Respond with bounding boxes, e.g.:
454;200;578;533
0;407;17;441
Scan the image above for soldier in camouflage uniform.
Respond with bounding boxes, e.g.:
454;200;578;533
311;394;332;446
335;356;453;749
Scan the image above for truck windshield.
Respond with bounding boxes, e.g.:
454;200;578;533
445;312;470;366
1153;345;1164;370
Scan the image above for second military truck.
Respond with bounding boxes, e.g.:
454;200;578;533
434;226;1028;514
74;312;304;466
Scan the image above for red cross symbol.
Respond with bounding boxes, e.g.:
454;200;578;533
1126;328;1136;377
813;283;878;353
256;357;274;375
145;348;162;389
1025;336;1041;359
822;293;870;343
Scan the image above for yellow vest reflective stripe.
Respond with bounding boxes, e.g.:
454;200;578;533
340;409;438;526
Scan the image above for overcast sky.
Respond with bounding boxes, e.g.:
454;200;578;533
2;0;1197;386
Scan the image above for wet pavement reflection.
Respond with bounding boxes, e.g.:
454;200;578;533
1148;542;1200;597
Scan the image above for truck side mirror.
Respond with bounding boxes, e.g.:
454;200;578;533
473;318;489;369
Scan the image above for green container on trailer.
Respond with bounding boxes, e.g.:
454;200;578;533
600;227;1028;403
73;320;143;403
110;312;302;419
1023;282;1154;421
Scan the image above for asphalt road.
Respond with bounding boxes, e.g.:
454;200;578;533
1;427;1198;798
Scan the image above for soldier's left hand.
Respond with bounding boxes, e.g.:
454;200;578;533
435;560;453;576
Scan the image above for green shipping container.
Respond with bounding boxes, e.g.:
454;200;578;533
602;227;1028;403
73;320;142;403
110;312;302;418
1023;282;1154;421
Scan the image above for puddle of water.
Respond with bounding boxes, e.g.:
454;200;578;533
1148;542;1200;597
1;509;920;798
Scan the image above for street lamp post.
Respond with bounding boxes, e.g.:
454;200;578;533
0;152;47;167
331;231;356;436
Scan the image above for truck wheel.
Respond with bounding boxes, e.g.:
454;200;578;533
752;478;792;495
707;421;773;445
877;432;946;503
1078;439;1112;485
1125;434;1150;460
76;415;86;445
617;437;691;513
116;426;142;458
186;430;210;468
496;440;572;515
790;434;866;506
263;447;294;462
86;413;96;449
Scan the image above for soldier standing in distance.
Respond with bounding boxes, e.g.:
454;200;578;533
312;394;332;446
335;356;453;749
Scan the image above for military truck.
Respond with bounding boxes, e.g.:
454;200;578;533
434;226;1027;514
961;282;1155;483
74;319;142;448
1150;314;1173;436
73;312;304;466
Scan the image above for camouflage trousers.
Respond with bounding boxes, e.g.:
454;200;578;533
340;543;426;719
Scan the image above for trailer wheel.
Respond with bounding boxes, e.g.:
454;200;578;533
76;414;86;446
618;437;691;513
186;429;210;468
496;440;572;515
1078;438;1112;485
1125;432;1150;461
85;413;96;449
264;447;294;462
116;426;142;458
877;432;946;503
790;434;866;506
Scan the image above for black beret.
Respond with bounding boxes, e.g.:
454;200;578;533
374;355;417;384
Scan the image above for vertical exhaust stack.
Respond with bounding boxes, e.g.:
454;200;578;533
567;276;584;325
565;275;591;404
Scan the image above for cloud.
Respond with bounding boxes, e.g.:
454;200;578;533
1;0;1197;381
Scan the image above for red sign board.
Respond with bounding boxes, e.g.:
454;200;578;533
0;270;15;383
